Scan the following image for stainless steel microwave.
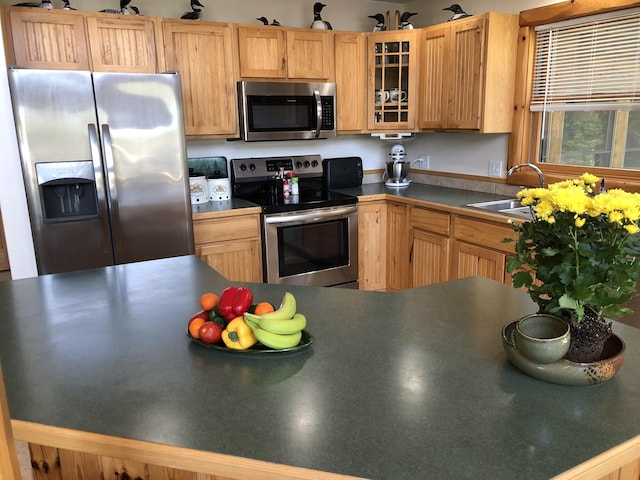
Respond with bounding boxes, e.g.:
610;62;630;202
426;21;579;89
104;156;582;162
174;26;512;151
237;81;336;141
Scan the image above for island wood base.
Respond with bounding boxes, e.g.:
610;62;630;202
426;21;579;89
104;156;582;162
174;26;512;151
551;435;640;480
14;420;640;480
14;420;361;480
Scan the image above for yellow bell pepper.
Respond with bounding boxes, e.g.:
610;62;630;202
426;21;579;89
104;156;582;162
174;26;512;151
222;316;257;350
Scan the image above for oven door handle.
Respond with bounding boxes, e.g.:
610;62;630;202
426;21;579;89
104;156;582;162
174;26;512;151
313;89;322;138
264;205;357;225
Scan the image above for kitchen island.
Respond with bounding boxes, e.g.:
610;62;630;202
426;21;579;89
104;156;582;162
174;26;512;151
0;256;639;479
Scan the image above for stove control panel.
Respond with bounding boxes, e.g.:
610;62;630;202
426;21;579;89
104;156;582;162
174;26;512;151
230;155;323;181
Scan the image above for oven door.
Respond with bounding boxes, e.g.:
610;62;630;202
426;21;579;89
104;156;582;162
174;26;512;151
263;204;358;288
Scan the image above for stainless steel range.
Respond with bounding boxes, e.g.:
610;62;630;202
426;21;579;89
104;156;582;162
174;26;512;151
230;155;358;288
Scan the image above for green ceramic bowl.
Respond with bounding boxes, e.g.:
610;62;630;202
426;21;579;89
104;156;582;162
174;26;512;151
514;313;570;364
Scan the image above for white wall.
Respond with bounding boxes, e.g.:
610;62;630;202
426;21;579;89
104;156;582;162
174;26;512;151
0;0;564;277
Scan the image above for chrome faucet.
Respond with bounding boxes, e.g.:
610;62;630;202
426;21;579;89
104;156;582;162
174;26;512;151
507;163;545;188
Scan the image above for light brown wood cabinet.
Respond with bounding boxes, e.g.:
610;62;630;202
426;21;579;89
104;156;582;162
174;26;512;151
367;29;418;131
409;206;451;287
237;25;334;80
451;215;515;283
334;32;367;133
3;7;162;73
192;210;262;283
418;12;519;133
3;7;90;70
386;201;410;291
162;20;238;138
358;199;387;291
358;198;520;291
85;14;163;73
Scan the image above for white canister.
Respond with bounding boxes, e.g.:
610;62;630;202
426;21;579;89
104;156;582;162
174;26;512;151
208;178;231;201
189;175;209;204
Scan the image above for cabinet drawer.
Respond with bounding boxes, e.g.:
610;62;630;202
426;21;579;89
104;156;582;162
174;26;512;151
193;216;260;244
410;207;450;236
453;216;515;253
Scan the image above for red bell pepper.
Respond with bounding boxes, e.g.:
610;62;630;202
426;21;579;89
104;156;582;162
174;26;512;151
218;286;253;321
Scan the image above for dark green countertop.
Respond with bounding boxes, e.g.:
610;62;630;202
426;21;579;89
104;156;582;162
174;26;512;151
1;256;639;479
192;182;515;214
191;197;258;214
336;182;515;208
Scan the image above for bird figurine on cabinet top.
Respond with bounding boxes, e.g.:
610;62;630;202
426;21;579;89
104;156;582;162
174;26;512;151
368;13;386;32
100;0;131;14
443;4;471;22
130;5;140;15
310;2;332;30
12;0;52;8
181;0;204;20
257;17;281;26
399;11;418;30
62;0;77;10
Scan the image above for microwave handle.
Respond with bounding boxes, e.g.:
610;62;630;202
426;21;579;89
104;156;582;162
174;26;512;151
313;89;321;138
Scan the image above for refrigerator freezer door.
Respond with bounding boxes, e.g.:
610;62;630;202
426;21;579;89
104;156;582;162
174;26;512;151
92;72;194;265
8;68;114;274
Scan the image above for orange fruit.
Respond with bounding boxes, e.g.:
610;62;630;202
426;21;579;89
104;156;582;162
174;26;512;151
188;317;206;339
254;302;275;315
200;292;219;311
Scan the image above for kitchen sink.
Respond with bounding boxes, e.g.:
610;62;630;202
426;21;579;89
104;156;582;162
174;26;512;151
466;199;534;219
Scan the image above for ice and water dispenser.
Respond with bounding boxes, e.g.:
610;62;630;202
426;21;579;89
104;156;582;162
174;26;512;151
36;161;99;222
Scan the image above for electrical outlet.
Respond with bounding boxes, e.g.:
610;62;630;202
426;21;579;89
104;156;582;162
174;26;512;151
416;155;430;169
488;159;504;177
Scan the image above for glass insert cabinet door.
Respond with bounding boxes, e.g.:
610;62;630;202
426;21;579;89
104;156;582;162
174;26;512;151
368;31;417;130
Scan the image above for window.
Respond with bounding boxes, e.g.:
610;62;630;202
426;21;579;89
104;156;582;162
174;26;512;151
531;9;640;171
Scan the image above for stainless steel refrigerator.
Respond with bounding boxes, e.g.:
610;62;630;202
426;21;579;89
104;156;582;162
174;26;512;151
8;68;195;275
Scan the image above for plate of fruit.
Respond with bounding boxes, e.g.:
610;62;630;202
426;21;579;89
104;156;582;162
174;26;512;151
186;287;313;354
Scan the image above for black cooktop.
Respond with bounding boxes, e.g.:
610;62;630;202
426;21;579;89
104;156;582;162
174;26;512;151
230;155;358;214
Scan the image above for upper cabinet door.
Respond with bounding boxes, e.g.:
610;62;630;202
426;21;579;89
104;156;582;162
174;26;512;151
163;21;238;137
334;32;366;133
6;8;90;70
418;24;448;130
85;14;161;73
367;30;417;131
286;29;333;80
418;13;518;133
237;25;286;78
446;16;486;130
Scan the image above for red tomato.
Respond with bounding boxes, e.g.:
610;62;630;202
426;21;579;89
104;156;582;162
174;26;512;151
199;321;223;345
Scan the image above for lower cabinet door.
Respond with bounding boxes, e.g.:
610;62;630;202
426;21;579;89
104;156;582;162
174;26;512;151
411;229;450;287
196;239;262;283
452;241;506;283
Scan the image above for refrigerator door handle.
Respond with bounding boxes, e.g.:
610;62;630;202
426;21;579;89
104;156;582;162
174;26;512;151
101;124;121;253
88;123;112;254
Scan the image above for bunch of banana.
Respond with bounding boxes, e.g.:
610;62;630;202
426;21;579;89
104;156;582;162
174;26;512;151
244;292;306;349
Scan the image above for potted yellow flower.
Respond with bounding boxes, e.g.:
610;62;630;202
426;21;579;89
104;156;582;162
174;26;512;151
506;173;640;363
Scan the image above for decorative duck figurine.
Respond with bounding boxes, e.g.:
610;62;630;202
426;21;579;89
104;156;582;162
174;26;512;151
310;2;332;30
399;12;418;30
13;0;52;8
100;0;131;14
443;4;471;22
368;13;386;32
181;0;204;20
257;17;281;26
62;0;77;9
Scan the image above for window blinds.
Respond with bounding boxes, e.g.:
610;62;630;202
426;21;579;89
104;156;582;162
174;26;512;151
531;8;640;112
